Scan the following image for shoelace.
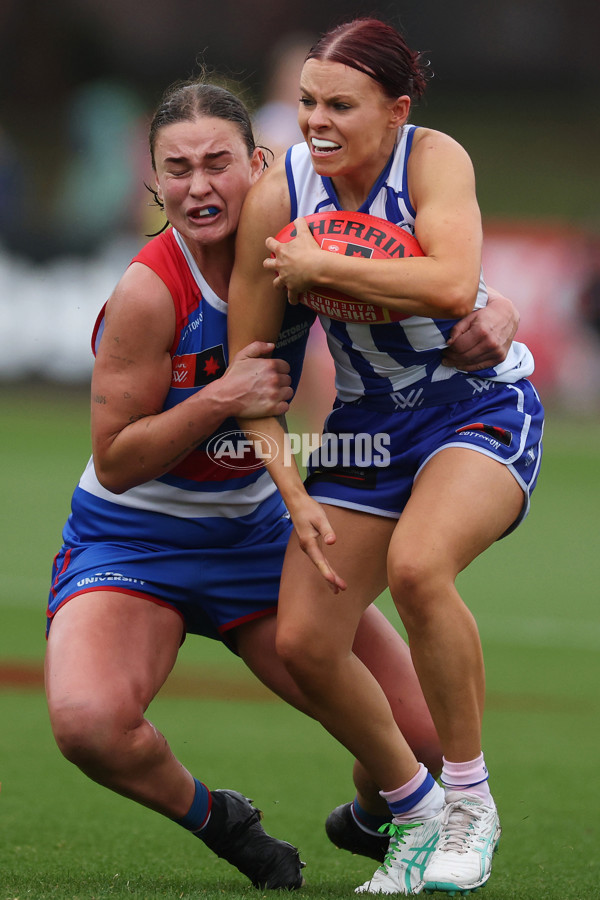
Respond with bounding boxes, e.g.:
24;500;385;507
438;802;483;854
377;821;423;870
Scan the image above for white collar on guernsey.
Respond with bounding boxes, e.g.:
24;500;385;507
172;228;229;314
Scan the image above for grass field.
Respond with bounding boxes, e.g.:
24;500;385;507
0;384;599;899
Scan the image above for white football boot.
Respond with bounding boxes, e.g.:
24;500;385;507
423;792;501;894
355;815;442;895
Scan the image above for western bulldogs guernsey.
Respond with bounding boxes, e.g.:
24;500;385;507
74;228;315;538
285;126;535;408
48;228;316;640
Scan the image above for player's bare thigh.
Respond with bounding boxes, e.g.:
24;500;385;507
277;506;395;654
45;591;184;717
389;447;524;582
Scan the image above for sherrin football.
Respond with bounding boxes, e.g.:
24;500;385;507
274;210;424;324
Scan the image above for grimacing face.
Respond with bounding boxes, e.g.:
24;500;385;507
298;59;409;186
154;115;263;245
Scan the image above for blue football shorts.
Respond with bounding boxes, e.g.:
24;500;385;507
47;487;292;644
305;379;544;535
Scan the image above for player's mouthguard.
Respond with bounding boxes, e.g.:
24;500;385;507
312;138;340;150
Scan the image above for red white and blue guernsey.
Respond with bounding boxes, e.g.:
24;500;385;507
47;228;315;641
285;128;544;528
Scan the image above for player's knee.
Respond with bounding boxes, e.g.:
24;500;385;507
276;623;329;684
49;697;139;769
275;624;309;672
387;552;447;623
388;555;431;601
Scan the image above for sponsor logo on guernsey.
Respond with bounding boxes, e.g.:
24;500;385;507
276;320;312;349
466;377;496;394
180;310;203;341
171;344;226;388
456;422;513;449
390;388;425;410
76;571;146;588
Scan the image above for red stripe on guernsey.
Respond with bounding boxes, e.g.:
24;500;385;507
170;449;264;482
133;229;202;356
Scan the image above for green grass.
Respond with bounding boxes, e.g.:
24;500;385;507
0;385;599;898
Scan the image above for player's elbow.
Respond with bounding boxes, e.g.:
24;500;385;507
443;277;479;318
93;459;133;495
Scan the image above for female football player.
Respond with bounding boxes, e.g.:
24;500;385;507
228;18;544;895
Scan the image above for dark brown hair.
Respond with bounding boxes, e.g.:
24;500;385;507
148;79;257;171
145;78;263;233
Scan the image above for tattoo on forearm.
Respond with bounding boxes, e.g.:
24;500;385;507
93;394;107;405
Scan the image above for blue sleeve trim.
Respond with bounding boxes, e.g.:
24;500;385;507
402;125;418;220
285;146;297;221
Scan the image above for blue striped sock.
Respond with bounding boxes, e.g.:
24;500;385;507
174;779;211;832
352;798;391;835
386;771;437;818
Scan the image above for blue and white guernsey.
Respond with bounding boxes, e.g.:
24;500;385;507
285;126;534;409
